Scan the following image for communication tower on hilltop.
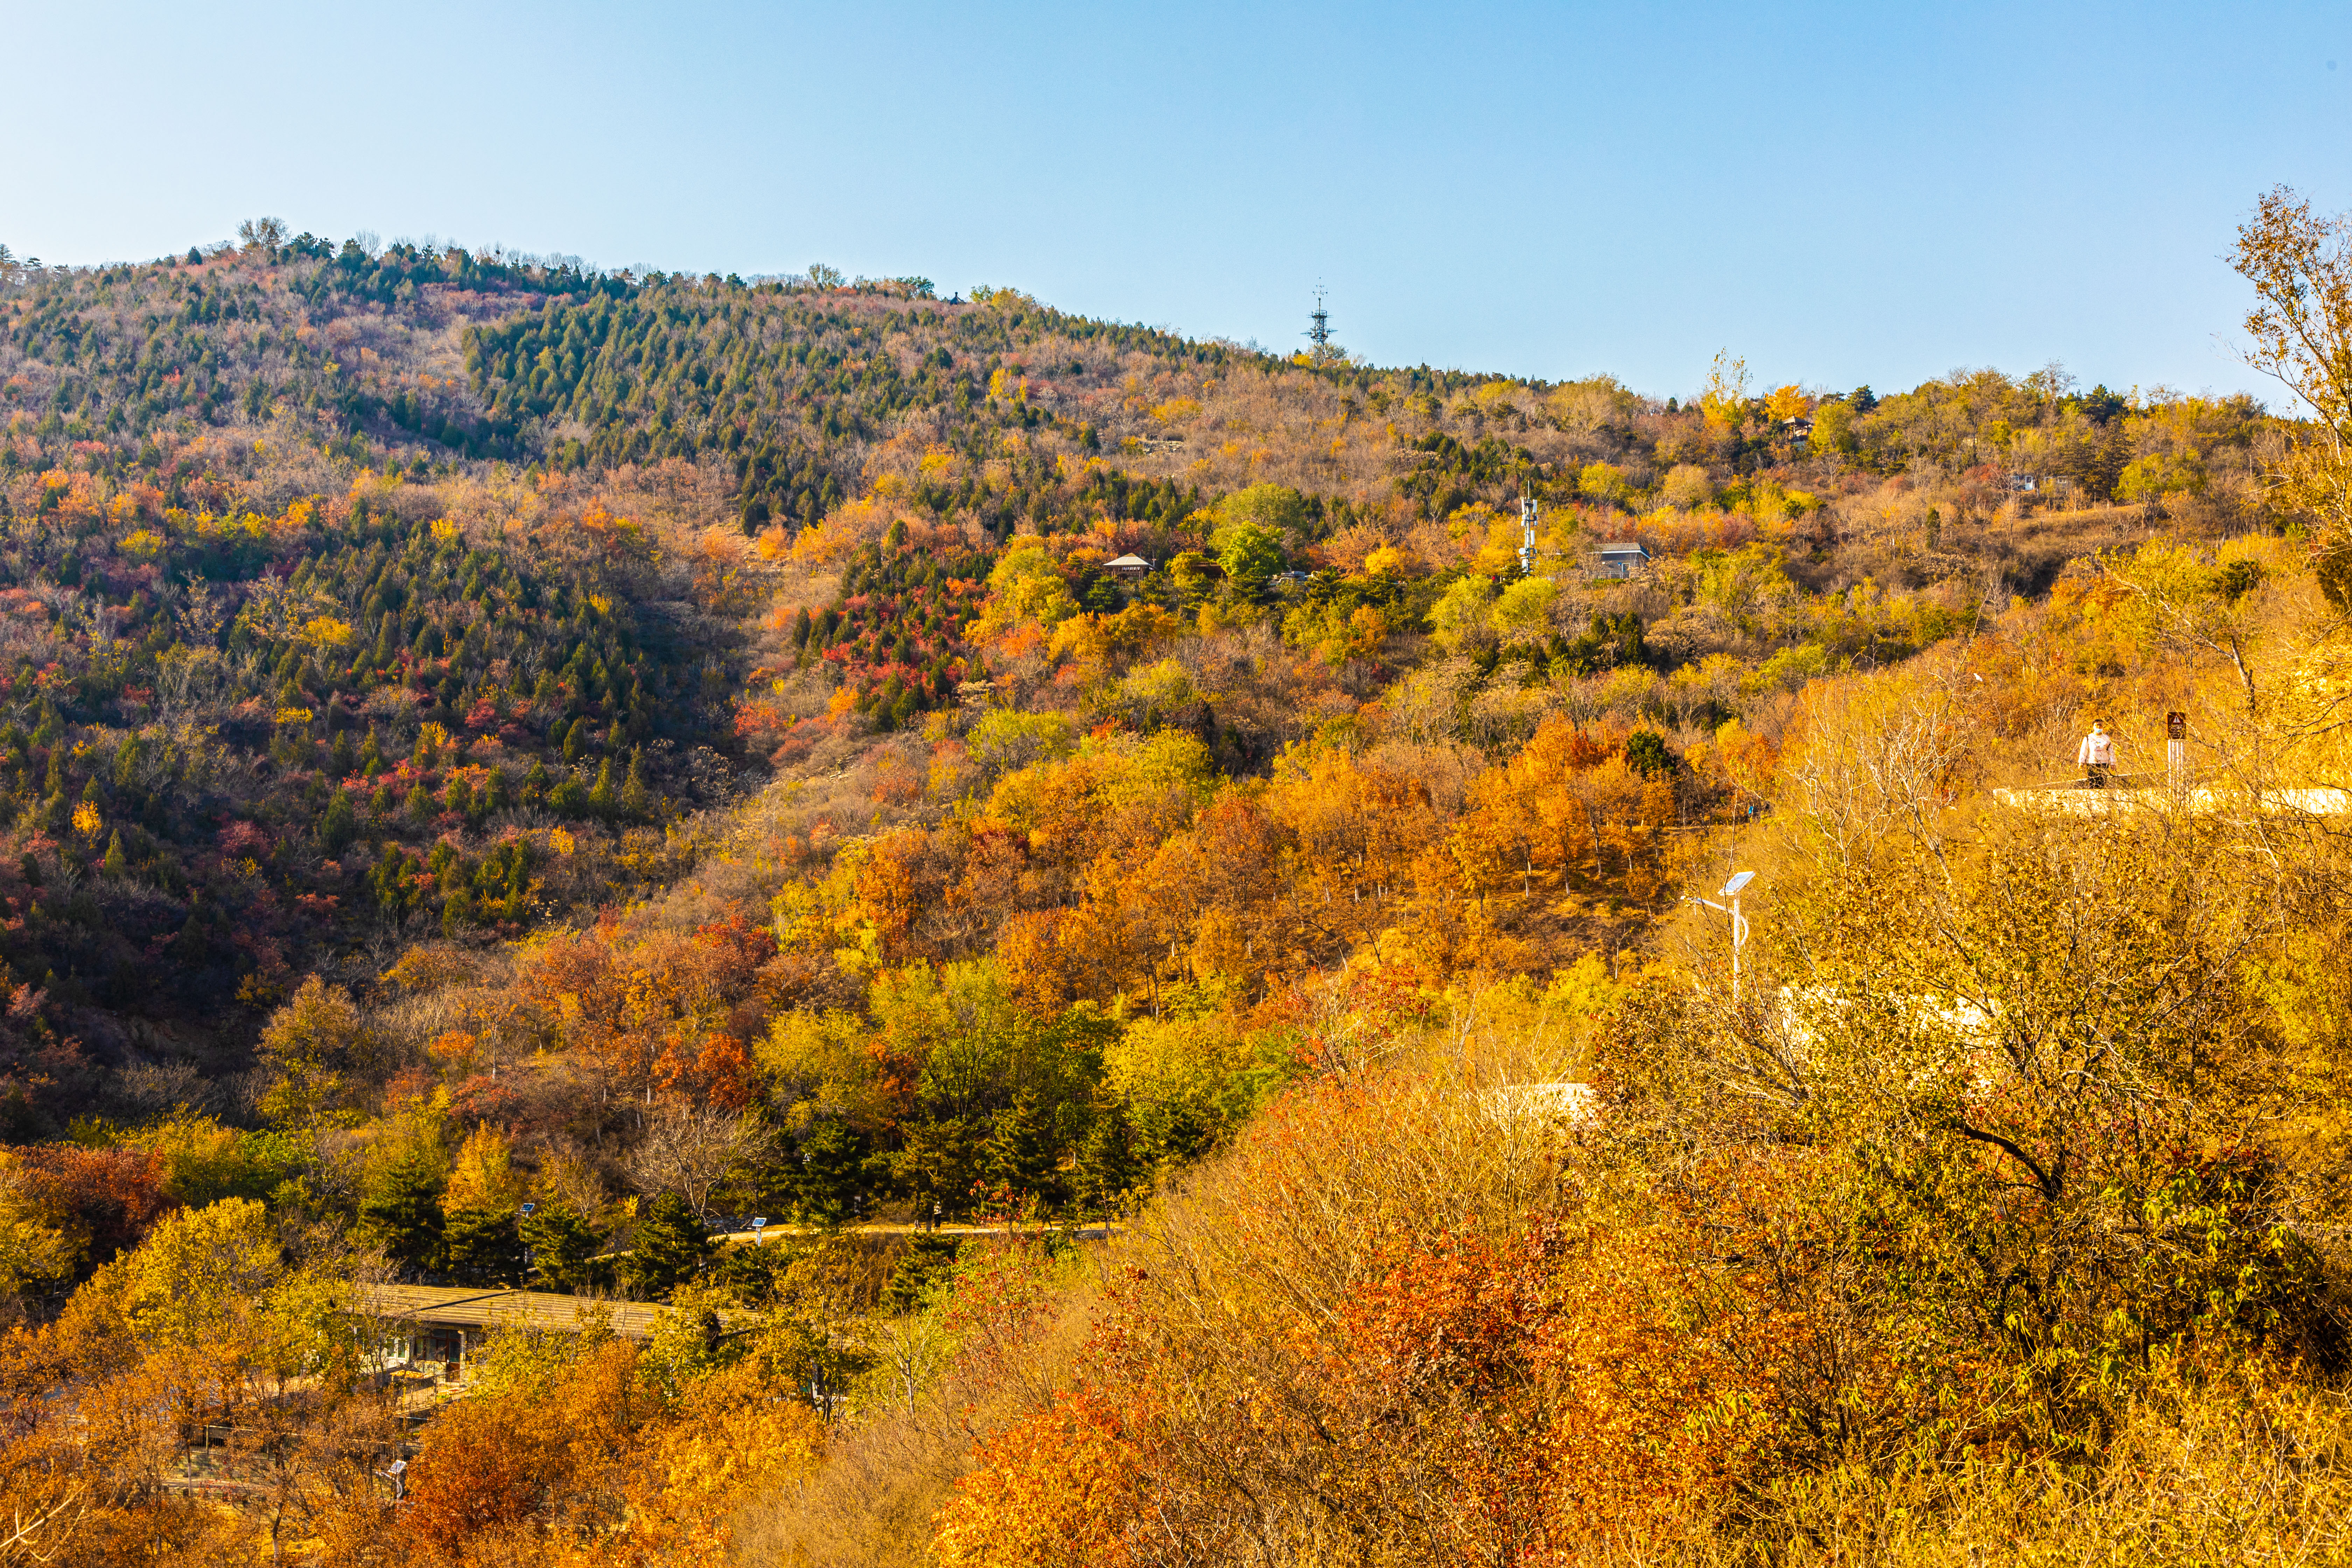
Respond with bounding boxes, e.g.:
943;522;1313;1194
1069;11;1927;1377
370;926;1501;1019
1306;287;1332;355
1518;498;1540;575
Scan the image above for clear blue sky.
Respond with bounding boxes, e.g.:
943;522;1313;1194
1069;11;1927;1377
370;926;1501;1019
8;0;2346;404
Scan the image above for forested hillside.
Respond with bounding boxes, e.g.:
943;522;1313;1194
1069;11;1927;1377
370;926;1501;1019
1;195;2347;1567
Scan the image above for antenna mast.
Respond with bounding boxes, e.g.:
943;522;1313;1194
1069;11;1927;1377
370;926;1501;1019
1306;286;1331;357
1518;497;1539;575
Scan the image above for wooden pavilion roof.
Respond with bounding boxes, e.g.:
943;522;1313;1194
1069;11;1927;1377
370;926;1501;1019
351;1283;665;1342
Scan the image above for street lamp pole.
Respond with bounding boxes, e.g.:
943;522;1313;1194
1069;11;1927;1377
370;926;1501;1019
1684;870;1756;1004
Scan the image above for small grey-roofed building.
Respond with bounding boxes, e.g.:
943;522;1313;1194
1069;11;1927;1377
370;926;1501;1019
1591;542;1651;579
1104;554;1151;581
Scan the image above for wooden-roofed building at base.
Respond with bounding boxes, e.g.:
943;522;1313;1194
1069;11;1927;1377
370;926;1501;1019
354;1284;665;1382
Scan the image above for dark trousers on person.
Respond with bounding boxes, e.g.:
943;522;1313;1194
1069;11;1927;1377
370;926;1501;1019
2086;764;2109;789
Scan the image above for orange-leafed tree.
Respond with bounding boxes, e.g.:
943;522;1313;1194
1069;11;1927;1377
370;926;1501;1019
934;1386;1145;1568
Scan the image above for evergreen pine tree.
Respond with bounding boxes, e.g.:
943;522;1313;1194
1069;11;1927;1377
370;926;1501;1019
588;758;616;816
1075;1107;1142;1218
519;1201;601;1291
620;750;649;817
442;1204;524;1286
101;831;127;877
319;790;356;852
790;1118;868;1224
358;1153;446;1277
621;1192;713;1298
982;1094;1058;1206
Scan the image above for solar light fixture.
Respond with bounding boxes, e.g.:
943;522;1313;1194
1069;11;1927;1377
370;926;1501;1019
1683;870;1757;1003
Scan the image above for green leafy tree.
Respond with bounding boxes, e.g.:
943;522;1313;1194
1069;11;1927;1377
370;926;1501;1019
1213;482;1309;539
1212;522;1284;600
1427;575;1495;653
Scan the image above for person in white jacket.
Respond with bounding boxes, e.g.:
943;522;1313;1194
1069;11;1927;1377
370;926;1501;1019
2078;719;2115;787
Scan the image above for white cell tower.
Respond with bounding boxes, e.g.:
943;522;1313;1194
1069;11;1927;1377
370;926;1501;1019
1518;498;1539;575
